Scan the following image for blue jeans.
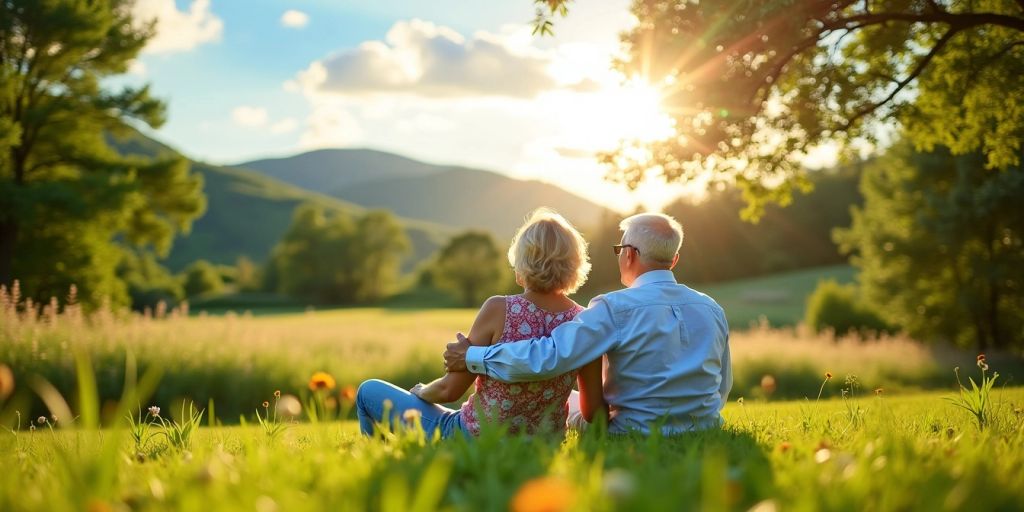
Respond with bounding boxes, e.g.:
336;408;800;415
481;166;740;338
355;379;467;438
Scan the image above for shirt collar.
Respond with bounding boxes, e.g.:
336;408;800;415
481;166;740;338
630;269;677;288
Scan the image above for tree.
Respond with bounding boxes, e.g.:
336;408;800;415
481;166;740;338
119;247;184;310
535;0;1024;218
834;140;1024;350
354;210;411;302
433;231;508;307
181;260;224;299
268;204;410;304
0;0;205;306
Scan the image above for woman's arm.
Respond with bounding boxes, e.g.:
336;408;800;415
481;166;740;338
412;296;505;403
576;356;606;423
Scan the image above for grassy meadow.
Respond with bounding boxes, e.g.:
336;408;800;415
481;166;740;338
3;287;1024;511
2;388;1022;511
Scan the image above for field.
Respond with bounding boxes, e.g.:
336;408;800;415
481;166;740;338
700;265;857;328
2;388;1022;511
3;293;1024;510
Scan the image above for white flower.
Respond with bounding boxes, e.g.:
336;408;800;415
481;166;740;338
148;406;160;417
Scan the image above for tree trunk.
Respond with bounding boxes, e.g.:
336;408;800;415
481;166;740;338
0;219;17;287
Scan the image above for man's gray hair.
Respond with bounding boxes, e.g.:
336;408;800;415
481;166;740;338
619;213;684;265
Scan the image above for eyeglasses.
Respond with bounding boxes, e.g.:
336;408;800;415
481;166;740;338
612;244;639;256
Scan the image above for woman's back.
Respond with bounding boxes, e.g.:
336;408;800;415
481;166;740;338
459;294;583;435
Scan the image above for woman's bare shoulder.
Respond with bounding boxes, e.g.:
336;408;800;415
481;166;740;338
467;295;507;346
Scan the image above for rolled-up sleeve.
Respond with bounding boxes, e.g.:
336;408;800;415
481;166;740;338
465;297;618;383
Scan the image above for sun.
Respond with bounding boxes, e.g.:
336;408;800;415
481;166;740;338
596;76;676;144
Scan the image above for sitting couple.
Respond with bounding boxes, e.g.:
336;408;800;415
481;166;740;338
356;209;731;437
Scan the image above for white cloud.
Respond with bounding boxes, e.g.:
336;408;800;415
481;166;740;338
296;19;568;99
281;10;310;29
270;118;299;134
133;0;223;54
299;100;364;149
232;106;268;128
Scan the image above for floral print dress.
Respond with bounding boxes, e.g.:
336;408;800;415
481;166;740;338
459;295;584;435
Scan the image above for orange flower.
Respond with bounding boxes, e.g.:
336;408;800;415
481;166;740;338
511;477;577;512
340;385;356;403
0;363;13;401
779;441;792;453
825;372;833;380
760;375;777;396
309;372;336;392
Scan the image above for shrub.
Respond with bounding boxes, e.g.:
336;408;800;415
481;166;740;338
805;279;893;338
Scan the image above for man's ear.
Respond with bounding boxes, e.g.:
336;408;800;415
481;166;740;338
669;253;680;270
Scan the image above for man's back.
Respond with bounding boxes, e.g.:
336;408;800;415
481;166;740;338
598;270;731;434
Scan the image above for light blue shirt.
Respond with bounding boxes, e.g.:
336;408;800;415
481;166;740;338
465;270;732;435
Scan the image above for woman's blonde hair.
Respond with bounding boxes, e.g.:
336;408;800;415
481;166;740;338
508;208;591;294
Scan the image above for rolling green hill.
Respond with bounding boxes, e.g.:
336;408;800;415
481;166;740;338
240;150;607;237
111;133;453;272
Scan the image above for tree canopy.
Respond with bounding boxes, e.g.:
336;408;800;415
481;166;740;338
835;140;1024;350
267;205;410;304
0;0;205;307
535;0;1024;218
433;231;509;307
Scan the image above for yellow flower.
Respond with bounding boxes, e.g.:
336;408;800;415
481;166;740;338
402;409;422;423
825;372;833;380
308;372;336;392
511;477;577;512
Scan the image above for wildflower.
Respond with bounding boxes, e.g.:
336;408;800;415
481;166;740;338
737;397;744;405
825;372;833;380
977;354;986;363
148;406;160;417
340;385;356;403
274;390;281;398
0;363;13;401
308;372;336;392
760;375;777;396
276;394;302;417
814;448;832;464
874;388;883;396
778;441;792;453
511;476;577;512
29;425;35;432
402;409;422;423
262;401;270;409
37;416;46;425
51;414;57;423
601;469;635;500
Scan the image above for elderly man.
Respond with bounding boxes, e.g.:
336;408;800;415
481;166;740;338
443;213;731;434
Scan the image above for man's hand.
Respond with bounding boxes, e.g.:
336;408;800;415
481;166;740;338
409;383;426;398
443;332;472;373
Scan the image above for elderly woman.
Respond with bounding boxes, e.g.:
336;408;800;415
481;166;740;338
355;208;605;438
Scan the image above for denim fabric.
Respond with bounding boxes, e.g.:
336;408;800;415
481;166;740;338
355;379;467;438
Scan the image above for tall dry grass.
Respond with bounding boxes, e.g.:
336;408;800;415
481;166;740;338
1;283;1018;423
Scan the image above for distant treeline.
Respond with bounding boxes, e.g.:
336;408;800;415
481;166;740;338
577;165;863;296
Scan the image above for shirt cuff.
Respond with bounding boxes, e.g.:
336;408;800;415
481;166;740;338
465;346;487;375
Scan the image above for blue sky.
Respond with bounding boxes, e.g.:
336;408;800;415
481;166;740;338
128;1;757;212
